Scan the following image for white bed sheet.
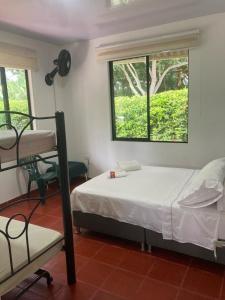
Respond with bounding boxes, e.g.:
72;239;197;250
0;217;63;296
0;130;56;163
171;184;223;250
71;166;223;250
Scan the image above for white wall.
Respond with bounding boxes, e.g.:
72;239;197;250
59;12;225;178
0;30;60;203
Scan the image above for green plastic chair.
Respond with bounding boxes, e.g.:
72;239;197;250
20;154;58;203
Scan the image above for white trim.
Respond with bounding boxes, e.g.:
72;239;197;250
0;42;37;70
96;29;200;61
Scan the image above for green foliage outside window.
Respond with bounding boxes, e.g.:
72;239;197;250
0;68;31;130
115;89;188;142
0;100;30;129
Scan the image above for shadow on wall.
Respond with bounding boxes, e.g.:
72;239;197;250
71;40;90;69
89;161;103;179
16;167;28;196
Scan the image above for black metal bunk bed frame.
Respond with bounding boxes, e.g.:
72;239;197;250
0;110;76;296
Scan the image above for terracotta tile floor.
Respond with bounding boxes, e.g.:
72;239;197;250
2;179;225;300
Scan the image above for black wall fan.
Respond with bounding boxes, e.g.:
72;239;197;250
45;49;71;86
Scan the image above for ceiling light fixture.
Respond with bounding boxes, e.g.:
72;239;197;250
110;0;136;7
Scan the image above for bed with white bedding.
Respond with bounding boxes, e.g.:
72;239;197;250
0;130;56;164
71;165;225;262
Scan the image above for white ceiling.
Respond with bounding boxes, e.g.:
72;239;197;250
0;0;225;44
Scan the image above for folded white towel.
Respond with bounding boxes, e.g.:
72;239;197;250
117;160;141;172
108;170;127;178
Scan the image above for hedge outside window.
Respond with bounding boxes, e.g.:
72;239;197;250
0;67;32;130
110;50;189;143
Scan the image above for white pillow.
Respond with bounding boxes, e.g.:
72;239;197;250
179;157;225;208
117;160;141;172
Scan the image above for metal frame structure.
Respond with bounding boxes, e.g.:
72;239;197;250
0;110;76;296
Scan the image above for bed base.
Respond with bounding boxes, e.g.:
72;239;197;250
145;230;225;264
73;211;145;250
73;211;225;265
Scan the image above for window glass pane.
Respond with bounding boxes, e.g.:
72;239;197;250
5;68;30;130
112;57;148;139
149;51;188;142
0;71;6;127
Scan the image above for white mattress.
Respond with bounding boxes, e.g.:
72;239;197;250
71;166;223;250
0;217;63;296
0;130;56;163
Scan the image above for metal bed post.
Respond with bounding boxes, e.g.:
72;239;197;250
55;111;76;285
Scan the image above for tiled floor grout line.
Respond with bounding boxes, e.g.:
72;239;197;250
174;289;180;300
100;286;133;300
174;263;190;300
130;259;157;297
91;288;128;300
180;258;191;288
89;289;98;300
88;257;148;300
89;243;108;261
174;256;225;300
89;288;102;300
90;251;154;278
152;254;192;268
75;243;124;300
112;265;151;277
87;254;194;292
146;258;157;276
180;287;219;300
143;276;180;290
75;255;92;273
88;263;120;300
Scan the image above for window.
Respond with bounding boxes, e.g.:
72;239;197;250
0;67;32;130
110;50;189;142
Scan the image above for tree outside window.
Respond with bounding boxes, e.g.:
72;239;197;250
110;50;189;142
0;68;32;130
